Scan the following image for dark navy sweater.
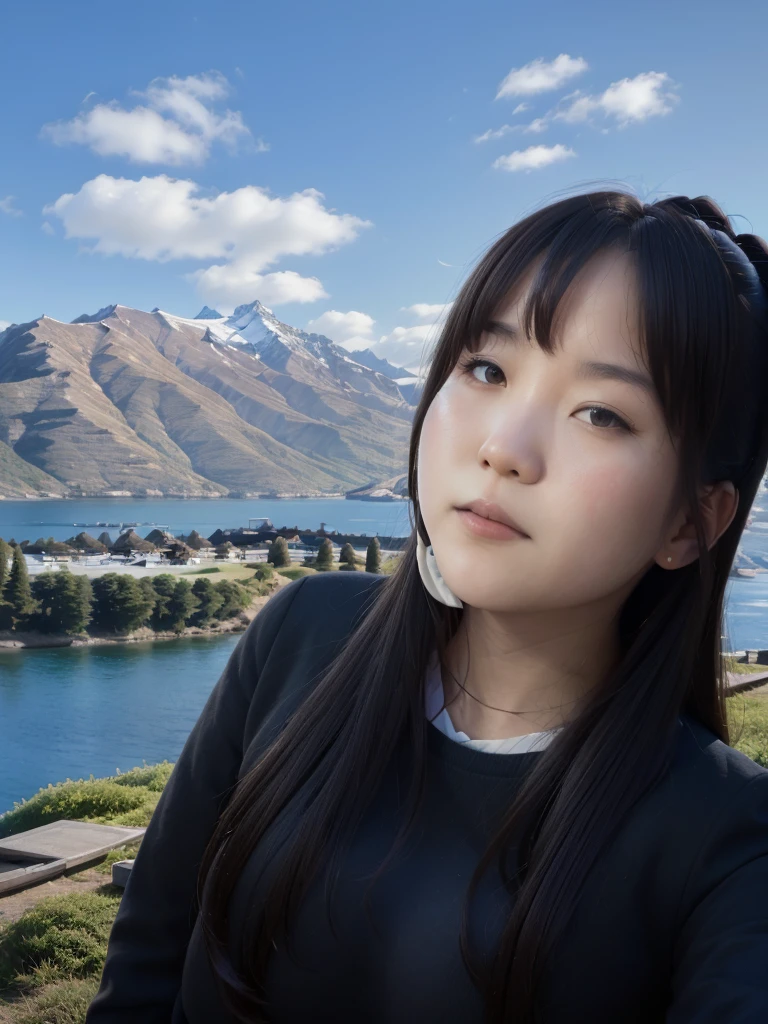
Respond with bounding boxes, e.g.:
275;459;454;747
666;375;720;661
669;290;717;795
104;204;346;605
86;571;768;1023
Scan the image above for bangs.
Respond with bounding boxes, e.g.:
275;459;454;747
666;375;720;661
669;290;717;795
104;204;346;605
447;193;748;454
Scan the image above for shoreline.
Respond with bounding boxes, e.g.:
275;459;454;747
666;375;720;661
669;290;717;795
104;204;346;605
0;583;286;651
0;622;247;650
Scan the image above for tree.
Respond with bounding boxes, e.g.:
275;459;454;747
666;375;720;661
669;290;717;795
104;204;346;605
91;574;155;633
165;579;199;633
137;578;157;619
189;577;225;626
365;536;382;574
97;532;113;549
215;541;233;558
213;580;251;621
185;530;204;550
339;542;357;565
338;542;360;572
0;538;11;595
267;536;291;568
150;574;178;630
31;569;93;634
314;538;334;572
5;544;37;629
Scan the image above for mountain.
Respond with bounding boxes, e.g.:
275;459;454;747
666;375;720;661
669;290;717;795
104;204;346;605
193;305;223;319
71;304;117;324
342;347;416;382
0;302;419;499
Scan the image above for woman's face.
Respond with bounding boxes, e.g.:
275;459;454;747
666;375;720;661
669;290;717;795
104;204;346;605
417;249;687;614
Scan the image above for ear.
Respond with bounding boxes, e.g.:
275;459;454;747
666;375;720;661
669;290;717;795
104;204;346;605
658;480;740;569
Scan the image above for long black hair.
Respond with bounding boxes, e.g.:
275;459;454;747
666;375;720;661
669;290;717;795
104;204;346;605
195;189;768;1022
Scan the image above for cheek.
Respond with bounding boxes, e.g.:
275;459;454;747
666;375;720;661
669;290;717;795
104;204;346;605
570;460;666;557
418;386;469;516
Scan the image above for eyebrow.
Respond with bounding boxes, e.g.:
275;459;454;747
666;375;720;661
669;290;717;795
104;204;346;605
483;319;656;399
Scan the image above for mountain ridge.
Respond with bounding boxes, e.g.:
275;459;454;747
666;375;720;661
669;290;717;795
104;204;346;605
0;301;422;499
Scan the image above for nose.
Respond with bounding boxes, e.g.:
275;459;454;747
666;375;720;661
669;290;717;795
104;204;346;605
476;410;544;482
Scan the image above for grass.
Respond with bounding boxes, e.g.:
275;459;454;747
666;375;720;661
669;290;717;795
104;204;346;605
723;655;768;675
727;688;768;767
0;762;173;839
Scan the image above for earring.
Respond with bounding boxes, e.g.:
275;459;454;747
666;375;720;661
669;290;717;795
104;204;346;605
667;556;672;563
416;532;463;608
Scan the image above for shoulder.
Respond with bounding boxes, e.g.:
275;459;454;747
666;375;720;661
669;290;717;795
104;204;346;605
233;572;388;760
672;713;768;794
239;570;388;667
660;715;768;908
658;714;768;836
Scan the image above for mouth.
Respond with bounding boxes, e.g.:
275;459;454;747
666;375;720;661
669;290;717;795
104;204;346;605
454;501;530;540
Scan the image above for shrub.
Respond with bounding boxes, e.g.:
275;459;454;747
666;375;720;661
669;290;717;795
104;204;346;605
365;536;382;574
314;538;334;571
0;780;143;838
0;776;160;839
338;542;358;565
0;892;120;993
212;580;251;621
247;563;274;580
267;536;291;568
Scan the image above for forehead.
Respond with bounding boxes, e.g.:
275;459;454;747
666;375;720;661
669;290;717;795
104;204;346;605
491;249;644;363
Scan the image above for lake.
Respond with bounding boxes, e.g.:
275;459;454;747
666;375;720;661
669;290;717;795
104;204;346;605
1;495;768;814
0;496;413;546
0;633;241;817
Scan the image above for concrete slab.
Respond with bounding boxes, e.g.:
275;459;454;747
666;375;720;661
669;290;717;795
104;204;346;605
0;820;146;870
111;860;135;888
0;858;68;896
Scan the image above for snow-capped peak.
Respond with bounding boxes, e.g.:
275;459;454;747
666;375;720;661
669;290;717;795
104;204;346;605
193;305;223;320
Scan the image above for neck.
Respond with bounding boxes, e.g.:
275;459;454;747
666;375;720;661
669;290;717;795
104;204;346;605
440;603;623;741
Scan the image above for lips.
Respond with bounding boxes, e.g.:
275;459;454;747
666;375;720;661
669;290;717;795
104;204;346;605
456;498;529;537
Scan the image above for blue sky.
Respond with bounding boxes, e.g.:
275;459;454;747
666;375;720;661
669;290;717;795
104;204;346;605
2;0;767;371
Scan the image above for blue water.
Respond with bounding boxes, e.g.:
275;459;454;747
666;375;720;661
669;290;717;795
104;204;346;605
0;634;242;816
1;496;768;814
0;497;413;545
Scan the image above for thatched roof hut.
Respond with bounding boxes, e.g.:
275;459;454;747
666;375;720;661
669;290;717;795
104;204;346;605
112;530;156;554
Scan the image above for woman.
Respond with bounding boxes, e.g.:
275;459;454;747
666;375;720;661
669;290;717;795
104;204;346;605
87;190;768;1024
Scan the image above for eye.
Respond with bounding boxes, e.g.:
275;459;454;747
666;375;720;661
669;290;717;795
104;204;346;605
459;356;505;386
573;406;633;433
457;356;634;434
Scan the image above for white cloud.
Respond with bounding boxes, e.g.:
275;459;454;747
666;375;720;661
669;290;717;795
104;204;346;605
369;302;452;369
400;302;452;321
496;55;588;99
474;124;517;143
41;72;253;165
512;102;528;114
0;320;11;332
553;71;679;127
524;117;548;134
304;302;451;368
191;266;327;308
0;196;22;217
374;323;443;371
41;221;54;234
492;143;576;172
44;173;372;308
306;309;376;350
